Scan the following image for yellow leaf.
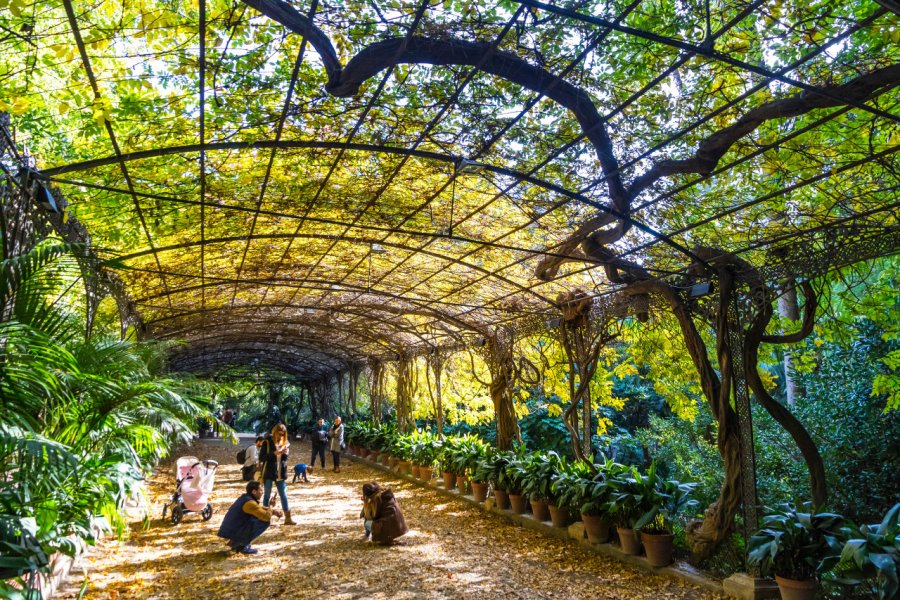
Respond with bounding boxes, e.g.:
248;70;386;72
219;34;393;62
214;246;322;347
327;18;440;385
10;97;28;115
58;102;70;115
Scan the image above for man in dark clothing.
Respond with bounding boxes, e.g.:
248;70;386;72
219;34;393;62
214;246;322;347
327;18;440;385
310;418;328;468
217;481;282;554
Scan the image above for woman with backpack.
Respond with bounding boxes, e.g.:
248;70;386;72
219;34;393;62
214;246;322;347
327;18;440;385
239;436;262;481
259;423;295;525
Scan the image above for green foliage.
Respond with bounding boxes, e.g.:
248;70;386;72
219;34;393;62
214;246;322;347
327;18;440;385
748;505;846;581
829;503;900;600
552;459;615;517
513;451;568;503
0;244;208;590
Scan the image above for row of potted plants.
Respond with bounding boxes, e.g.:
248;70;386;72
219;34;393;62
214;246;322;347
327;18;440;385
346;423;900;597
344;422;697;567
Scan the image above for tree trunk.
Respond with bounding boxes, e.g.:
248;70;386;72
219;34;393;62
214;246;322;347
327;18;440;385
487;330;521;451
778;283;804;406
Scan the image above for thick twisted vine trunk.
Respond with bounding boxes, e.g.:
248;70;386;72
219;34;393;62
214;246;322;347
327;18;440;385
396;354;415;434
486;330;522;451
629;270;742;559
556;290;614;465
630;253;826;558
368;359;385;424
425;352;446;437
743;279;827;507
348;364;361;417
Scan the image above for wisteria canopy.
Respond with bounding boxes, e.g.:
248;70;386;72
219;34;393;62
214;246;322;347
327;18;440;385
2;0;899;379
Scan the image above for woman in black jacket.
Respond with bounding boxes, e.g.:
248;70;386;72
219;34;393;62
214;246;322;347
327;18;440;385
259;423;295;525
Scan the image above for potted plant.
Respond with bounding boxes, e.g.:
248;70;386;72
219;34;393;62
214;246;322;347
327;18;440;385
748;504;846;600
409;430;439;481
475;449;517;510
830;502;899;600
503;454;531;515
436;437;460;490
391;434;414;475
455;436;488;496
553;460;615;543
636;476;697;567
607;463;663;555
518;452;566;524
467;444;496;502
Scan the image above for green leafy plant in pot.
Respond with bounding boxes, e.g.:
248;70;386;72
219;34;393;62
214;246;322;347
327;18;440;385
606;463;660;555
553;460;612;543
829;502;899;600
636;477;697;567
518;451;567;525
747;504;845;600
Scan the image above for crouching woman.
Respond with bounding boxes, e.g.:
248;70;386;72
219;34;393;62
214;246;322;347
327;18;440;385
218;480;282;554
360;482;408;544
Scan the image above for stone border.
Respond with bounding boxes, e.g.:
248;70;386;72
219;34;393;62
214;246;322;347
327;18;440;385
349;451;726;598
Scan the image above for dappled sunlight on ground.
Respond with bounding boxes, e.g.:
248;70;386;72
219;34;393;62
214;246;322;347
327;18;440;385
59;437;721;599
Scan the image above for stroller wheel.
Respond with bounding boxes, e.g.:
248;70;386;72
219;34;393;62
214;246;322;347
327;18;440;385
171;505;184;525
201;503;213;521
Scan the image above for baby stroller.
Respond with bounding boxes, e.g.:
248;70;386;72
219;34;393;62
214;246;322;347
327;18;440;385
162;456;218;525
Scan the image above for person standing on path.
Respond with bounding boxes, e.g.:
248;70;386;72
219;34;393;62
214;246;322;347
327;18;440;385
217;480;283;554
329;416;344;473
310;418;328;469
241;436;262;482
259;423;295;525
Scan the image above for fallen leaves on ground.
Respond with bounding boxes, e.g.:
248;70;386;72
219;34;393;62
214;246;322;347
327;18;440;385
58;438;722;599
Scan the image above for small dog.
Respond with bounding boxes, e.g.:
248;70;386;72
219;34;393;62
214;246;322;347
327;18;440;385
292;463;314;483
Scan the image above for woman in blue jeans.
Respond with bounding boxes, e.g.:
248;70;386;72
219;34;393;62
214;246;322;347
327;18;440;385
259;423;295;525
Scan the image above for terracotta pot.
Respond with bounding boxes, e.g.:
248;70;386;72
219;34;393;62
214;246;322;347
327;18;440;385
398;460;411;475
493;488;510;510
471;481;489;502
581;513;610;543
530;498;550;521
616;527;642;555
458;476;470;494
417;465;433;481
775;576;818;600
442;471;457;490
641;531;675;567
508;493;528;514
388;456;399;467
548;504;569;528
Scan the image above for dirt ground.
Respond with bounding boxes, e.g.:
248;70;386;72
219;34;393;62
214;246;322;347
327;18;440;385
58;436;722;599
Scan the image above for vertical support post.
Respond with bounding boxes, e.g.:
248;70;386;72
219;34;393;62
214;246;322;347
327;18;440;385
728;296;760;574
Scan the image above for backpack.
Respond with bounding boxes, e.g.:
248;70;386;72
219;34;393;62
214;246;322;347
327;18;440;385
236;446;248;464
317;429;328;444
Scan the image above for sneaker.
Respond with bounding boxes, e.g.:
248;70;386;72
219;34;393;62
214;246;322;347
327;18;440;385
239;545;258;555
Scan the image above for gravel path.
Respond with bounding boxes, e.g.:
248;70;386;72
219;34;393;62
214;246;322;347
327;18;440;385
59;437;722;599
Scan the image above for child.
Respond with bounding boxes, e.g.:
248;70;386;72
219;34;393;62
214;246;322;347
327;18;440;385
292;463;314;483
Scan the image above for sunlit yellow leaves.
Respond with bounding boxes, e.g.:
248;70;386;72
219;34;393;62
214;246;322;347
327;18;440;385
0;97;29;115
91;97;113;125
6;0;26;17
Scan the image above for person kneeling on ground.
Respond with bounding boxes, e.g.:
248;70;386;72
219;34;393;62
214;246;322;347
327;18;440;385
292;462;314;483
360;482;408;544
217;480;282;554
